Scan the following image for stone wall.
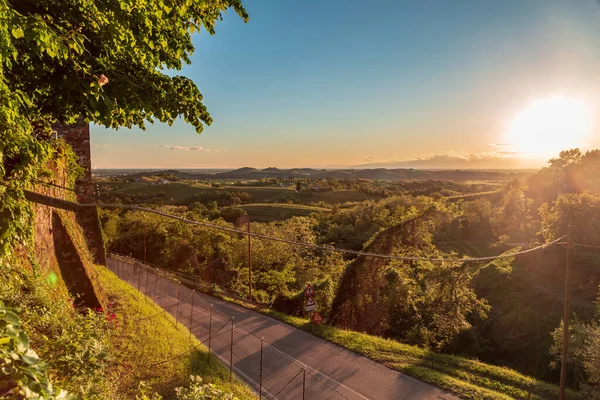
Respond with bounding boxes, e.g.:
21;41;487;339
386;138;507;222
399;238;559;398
54;121;106;265
27;148;104;308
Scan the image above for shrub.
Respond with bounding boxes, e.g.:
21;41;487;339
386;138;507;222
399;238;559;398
0;302;74;399
175;376;238;400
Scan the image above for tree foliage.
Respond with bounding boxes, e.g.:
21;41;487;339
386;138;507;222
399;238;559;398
0;0;248;259
2;0;248;133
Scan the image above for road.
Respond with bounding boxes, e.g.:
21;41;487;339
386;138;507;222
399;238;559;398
109;257;458;400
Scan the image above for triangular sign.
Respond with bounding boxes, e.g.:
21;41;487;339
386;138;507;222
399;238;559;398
304;283;314;296
305;297;316;307
311;312;323;324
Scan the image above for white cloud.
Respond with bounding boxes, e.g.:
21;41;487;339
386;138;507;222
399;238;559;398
93;144;110;148
158;145;205;151
157;145;228;153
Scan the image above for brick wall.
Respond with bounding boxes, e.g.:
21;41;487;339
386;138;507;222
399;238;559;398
55;121;107;265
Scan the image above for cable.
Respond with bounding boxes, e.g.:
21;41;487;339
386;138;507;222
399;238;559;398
4;178;77;192
307;370;353;400
574;242;600;250
8;183;567;263
32;178;77;192
150;343;202;367
269;369;303;399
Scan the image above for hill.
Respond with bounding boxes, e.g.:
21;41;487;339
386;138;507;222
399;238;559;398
96;167;533;182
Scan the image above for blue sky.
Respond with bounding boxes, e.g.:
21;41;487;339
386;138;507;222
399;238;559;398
91;0;600;169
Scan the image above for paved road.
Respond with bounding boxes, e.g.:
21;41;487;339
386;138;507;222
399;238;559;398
109;258;458;400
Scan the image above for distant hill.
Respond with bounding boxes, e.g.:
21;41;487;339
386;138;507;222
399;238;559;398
95;167;534;181
355;154;542;170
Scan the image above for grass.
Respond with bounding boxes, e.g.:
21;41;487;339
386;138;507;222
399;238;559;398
239;203;330;222
95;265;256;399
3;207;255;399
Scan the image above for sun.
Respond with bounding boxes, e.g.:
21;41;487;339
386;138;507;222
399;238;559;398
505;95;592;159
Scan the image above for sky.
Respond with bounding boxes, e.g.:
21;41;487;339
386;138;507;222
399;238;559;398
91;0;600;169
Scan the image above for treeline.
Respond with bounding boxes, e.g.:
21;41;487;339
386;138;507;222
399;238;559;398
99;189;254;207
100;149;600;394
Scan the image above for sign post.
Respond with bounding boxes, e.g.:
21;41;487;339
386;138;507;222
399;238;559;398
311;312;323;324
304;297;316;312
303;283;322;323
304;283;314;297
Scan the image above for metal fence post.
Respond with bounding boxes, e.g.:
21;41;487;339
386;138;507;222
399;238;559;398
164;276;168;308
302;368;306;400
207;304;213;364
175;283;180;327
229;316;235;382
189;289;195;342
259;337;263;399
144;269;149;301
153;270;158;302
137;267;141;292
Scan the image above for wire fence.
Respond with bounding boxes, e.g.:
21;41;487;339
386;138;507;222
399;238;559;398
106;255;364;400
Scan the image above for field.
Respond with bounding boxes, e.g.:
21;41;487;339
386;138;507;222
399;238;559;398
239;203;330;222
98;181;377;205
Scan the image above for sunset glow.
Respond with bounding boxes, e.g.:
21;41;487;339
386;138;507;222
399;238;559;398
505;96;592;159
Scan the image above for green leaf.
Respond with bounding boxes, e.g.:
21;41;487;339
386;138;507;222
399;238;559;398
11;27;24;39
21;354;39;364
4;312;19;326
0;337;10;345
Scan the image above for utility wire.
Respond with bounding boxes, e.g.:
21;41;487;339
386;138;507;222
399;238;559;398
78;202;568;262
574;242;600;250
6;183;567;263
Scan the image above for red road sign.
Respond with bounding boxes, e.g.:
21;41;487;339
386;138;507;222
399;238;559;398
305;296;316;311
304;283;314;296
311;312;323;324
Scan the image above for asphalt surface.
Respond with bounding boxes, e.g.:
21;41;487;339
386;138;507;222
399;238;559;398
109;258;458;400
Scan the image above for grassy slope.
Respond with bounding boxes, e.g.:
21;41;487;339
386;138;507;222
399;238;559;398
11;209;254;399
96;265;255;399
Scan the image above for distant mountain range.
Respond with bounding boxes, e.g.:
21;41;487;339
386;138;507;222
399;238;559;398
353;155;541;170
96;166;535;181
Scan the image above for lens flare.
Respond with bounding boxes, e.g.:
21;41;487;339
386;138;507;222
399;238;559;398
505;95;592;159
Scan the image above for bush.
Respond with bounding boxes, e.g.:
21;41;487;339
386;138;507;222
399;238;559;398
0;263;111;397
43;307;111;397
176;376;238;400
0;302;74;399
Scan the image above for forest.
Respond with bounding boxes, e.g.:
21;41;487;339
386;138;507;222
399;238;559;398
99;149;600;396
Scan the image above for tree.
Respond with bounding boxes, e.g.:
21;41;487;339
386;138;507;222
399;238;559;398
539;193;600;245
0;0;248;257
296;181;302;192
2;0;248;134
490;186;535;243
